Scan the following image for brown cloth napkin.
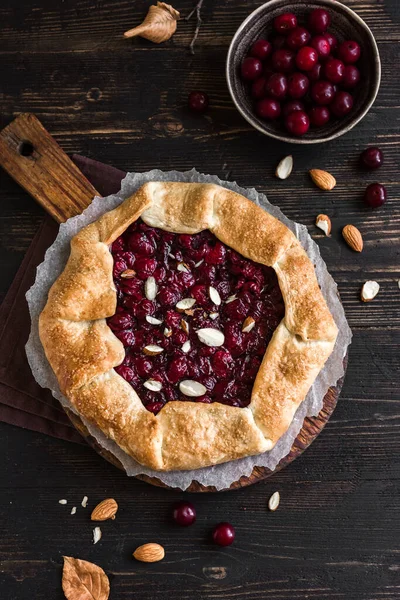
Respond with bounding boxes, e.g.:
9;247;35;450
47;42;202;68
0;155;126;443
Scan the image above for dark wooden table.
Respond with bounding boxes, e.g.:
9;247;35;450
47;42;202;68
0;1;399;598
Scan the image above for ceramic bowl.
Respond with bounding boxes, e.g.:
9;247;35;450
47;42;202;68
226;0;381;144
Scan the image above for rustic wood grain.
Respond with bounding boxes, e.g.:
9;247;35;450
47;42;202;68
0;0;399;598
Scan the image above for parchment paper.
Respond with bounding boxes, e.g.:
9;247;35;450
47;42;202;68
26;169;352;490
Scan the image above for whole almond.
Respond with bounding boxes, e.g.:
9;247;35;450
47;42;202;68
133;543;165;563
309;169;336;191
91;498;118;521
342;224;363;252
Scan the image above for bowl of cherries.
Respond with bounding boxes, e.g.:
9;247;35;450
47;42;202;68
226;0;381;143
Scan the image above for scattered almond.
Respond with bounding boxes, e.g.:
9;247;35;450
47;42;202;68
62;556;110;600
180;319;189;335
145;276;158;301
196;328;225;347
120;268;136;279
91;498;118;522
81;496;88;508
361;281;380;302
143;344;164;356
164;327;172;337
144;379;163;392
70;507;77;515
59;499;67;505
242;316;256;333
195;259;204;267
93;527;102;545
309;169;336;191
275;155;293;180
181;340;191;353
124;2;180;43
146;315;163;325
177;262;190;273
176;298;196;311
342;224;363;252
133;542;165;563
268;491;280;511
209;286;221;306
225;294;237;304
179;380;207;397
315;214;331;236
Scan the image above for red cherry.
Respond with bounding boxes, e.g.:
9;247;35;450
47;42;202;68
212;522;235;546
296;46;318;71
273;12;297;34
324;58;345;83
240;57;263;81
324;32;338;52
146;402;164;414
364;183;387;208
188;91;209;113
308;8;331;33
311;80;335;105
251;76;267;99
286;27;311;50
287;72;309;98
271;49;295;72
342;65;361;89
310;35;331;59
265;73;288;99
309;106;330;127
360;147;384;170
308;63;322;82
250;39;272;60
256;98;281;120
338;40;361;64
331;91;353;117
285;110;310;136
282;100;305;118
172;501;196;526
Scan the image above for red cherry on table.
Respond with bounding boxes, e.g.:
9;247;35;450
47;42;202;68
285;110;310;136
271;49;295;72
360;147;384;169
287;72;309;98
331;91;353;117
265;73;288;99
296;46;318;71
310;35;331;59
282;100;305;118
256;98;281;119
338;40;361;64
364;183;387;208
311;80;335;105
324;32;338;51
172;501;196;526
188;91;209;113
324;58;345;83
241;57;263;81
308;8;331;34
212;522;235;546
342;65;361;89
286;26;311;50
309;105;330;127
273;12;297;34
250;39;272;60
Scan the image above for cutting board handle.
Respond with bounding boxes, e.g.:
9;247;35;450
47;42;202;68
0;113;99;223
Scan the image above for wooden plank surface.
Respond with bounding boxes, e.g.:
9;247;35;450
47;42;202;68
0;0;399;598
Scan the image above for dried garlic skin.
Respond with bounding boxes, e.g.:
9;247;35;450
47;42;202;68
124;2;180;44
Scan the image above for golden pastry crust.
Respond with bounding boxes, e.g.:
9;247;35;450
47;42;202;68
39;182;338;471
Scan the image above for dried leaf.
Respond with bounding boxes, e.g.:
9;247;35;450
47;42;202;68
124;2;180;43
62;556;110;600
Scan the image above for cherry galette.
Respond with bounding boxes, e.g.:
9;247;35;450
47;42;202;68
39;182;337;471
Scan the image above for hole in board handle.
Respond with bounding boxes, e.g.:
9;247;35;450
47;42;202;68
18;141;34;157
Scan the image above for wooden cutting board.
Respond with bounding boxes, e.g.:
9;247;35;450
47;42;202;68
0;113;347;492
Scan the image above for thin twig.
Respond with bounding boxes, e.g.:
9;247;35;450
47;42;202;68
186;0;204;54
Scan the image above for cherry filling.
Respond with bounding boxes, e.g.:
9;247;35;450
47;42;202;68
107;220;285;414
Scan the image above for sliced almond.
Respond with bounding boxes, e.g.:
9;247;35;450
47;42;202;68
81;496;88;508
242;316;256;333
209;312;218;320
91;498;118;521
309;169;336;191
168;252;175;259
176;298;196;311
342;224;363;252
146;315;163;325
268;491;280;512
275;155;293;180
70;507;77;515
164;327;172;337
195;259;204;267
177;262;190;273
225;294;237;304
93;527;102;545
209;286;221;306
179;380;207;397
181;340;191;353
133;543;165;563
361;281;380;302
143;344;164;356
315;214;331;236
196;328;225;347
184;309;195;316
120;268;136;279
144;379;163;391
180;319;189;335
145;276;158;300
59;499;67;505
